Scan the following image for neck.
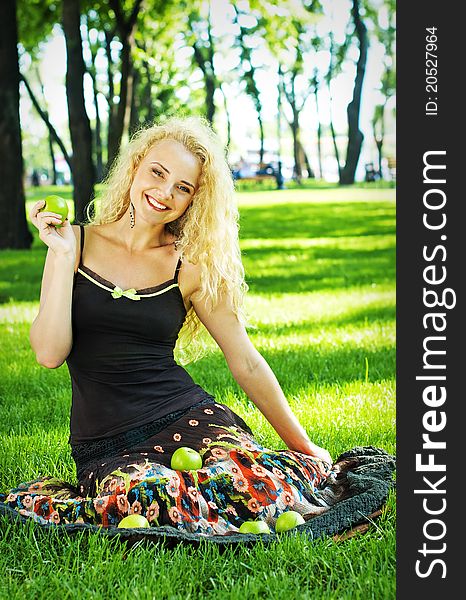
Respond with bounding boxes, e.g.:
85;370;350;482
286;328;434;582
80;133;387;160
116;209;173;254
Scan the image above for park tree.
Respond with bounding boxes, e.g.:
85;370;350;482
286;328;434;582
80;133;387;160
309;67;323;179
130;31;192;131
339;0;369;185
322;0;369;184
17;0;95;219
1;0;58;249
62;0;95;222
84;1;182;169
260;1;321;182
35;68;59;185
0;0;33;249
105;0;144;169
324;29;349;181
232;5;267;163
20;73;73;173
369;0;395;177
82;16;105;181
80;4;139;177
185;1;220;126
18;0;73;176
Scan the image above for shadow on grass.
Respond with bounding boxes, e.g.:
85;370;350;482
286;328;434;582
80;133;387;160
0;248;46;303
250;303;395;337
239;202;395;240
186;344;395;396
242;244;395;294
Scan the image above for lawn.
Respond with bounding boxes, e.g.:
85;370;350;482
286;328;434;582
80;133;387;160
0;185;396;599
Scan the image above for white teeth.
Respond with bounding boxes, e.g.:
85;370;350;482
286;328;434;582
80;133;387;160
146;195;167;210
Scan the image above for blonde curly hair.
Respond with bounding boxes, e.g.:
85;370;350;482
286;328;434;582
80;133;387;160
85;115;249;362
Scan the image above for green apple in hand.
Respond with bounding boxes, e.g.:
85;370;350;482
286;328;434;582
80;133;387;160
275;510;305;532
170;447;203;470
40;195;69;227
239;520;271;534
117;514;150;528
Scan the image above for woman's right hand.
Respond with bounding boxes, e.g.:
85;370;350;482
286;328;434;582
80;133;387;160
30;200;76;259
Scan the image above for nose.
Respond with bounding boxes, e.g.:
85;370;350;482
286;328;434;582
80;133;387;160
155;182;173;199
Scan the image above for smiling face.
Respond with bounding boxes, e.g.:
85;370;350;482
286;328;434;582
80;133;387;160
129;138;201;230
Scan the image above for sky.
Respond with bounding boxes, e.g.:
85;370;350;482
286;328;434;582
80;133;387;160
20;0;395;182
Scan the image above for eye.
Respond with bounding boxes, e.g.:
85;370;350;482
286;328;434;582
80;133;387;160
152;168;163;177
178;185;191;194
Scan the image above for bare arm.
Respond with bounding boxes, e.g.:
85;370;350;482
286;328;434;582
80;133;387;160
191;289;332;465
29;200;78;368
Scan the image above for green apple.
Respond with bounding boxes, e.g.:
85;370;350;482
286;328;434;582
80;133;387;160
275;510;306;532
117;514;150;528
239;520;271;534
40;195;69;227
170;447;203;470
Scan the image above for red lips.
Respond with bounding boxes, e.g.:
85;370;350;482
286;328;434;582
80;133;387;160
145;193;169;211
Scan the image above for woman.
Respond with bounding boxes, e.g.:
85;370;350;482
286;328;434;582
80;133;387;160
4;116;338;535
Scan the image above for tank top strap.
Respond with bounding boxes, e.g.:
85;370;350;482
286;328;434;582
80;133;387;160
78;225;85;267
174;256;182;283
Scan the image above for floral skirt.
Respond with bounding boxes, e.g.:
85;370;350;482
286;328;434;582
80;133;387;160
1;399;334;536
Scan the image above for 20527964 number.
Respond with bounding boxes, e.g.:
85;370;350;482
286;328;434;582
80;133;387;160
425;27;438;115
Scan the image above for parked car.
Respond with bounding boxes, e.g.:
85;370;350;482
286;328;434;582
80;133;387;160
255;163;277;176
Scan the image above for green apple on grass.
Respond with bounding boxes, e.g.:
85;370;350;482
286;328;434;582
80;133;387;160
170;447;203;470
239;520;271;534
39;195;69;227
117;514;150;528
275;510;306;532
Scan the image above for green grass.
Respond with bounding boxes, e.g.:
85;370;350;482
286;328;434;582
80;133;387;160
0;185;396;599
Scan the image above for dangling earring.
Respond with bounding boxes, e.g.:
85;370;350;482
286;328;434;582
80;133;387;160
130;202;135;228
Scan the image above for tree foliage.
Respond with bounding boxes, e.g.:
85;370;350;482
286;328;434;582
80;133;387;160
15;0;395;207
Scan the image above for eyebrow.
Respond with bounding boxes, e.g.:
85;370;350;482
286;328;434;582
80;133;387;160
150;161;196;190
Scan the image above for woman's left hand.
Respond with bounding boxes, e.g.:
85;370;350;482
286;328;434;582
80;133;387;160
289;440;333;466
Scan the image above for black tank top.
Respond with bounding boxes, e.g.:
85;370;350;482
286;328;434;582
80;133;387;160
66;225;211;443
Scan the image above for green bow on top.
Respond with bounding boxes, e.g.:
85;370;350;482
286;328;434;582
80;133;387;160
111;286;140;301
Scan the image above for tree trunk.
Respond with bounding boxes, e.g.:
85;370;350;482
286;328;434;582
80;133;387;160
340;0;368;185
106;0;143;170
104;28;116;171
191;9;217;126
326;37;341;181
257;113;265;165
20;74;72;169
328;98;342;180
107;35;134;166
234;9;263;164
0;0;32;249
91;73;103;182
143;60;154;123
36;69;58;184
220;84;231;150
86;41;103;182
316;121;323;179
62;0;95;223
373;100;387;178
129;65;140;136
313;76;323;179
48;137;57;185
204;69;216;125
291;109;302;182
106;37;128;167
299;141;314;179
